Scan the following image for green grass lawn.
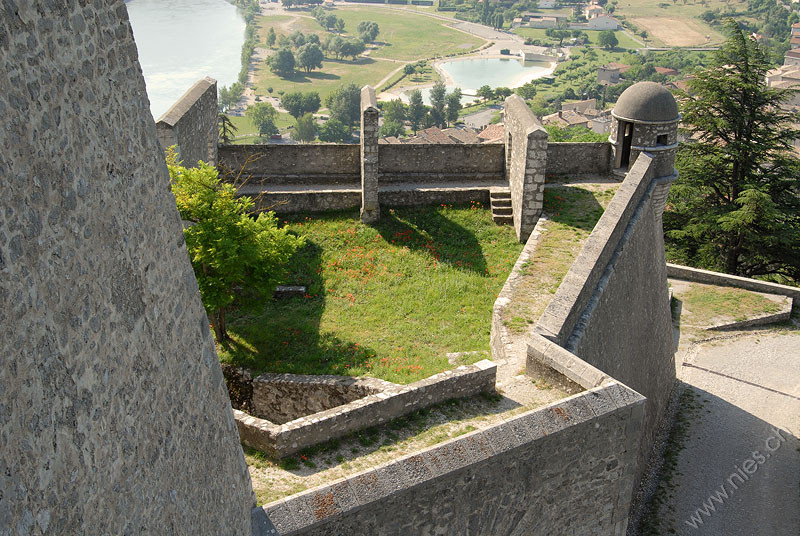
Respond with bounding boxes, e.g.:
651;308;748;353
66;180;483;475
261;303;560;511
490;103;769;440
679;283;783;324
253;54;398;102
332;7;484;61
217;203;524;384
227;112;295;144
504;184;618;332
513;28;641;50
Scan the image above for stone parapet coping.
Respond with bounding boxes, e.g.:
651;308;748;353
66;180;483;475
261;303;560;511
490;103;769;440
667;263;800;304
535;153;655;346
235;360;497;457
260;380;645;535
527;332;609;389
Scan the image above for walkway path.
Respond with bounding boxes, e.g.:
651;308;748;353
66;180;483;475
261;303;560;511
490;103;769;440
648;313;800;534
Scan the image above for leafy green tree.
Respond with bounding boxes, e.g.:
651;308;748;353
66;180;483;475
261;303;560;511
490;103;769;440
297;43;324;72
446;88;462;126
382;99;407;125
325;83;361;126
407;89;426;133
294;113;317;143
281;92;306;118
289;30;306;48
246;102;279;137
318;118;351;142
167;152;303;342
665;20;800;280
544;124;608;142
477;85;494;102
269;47;295;77
515;81;536;100
302;92;321;115
598;30;618;49
379;120;405;138
266;27;276;48
429;81;447;127
341;39;365;60
335;17;345;33
218;113;238;145
357;21;380;43
403;64;416;76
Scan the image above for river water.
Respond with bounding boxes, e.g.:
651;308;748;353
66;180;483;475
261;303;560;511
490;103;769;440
126;0;246;118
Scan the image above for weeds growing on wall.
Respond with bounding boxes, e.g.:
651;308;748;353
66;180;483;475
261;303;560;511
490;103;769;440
217;203;523;384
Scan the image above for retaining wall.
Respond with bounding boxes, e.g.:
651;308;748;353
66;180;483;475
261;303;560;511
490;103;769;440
260;382;645;535
533;153;676;482
0;3;256;533
546;142;613;177
156;76;219;166
235;361;497;457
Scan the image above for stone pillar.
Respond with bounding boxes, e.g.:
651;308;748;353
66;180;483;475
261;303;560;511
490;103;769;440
360;86;380;224
503;95;549;243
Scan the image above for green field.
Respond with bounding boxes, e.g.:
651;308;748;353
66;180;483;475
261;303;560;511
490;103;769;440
217;204;524;384
257;7;484;61
253;55;398;102
227;111;295;144
513;28;642;50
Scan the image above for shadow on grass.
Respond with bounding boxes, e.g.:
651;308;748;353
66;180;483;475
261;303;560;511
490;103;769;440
221;238;380;375
372;207;489;274
544;186;607;232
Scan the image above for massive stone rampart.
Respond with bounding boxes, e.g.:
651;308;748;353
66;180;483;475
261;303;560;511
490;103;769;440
532;153;676;481
0;2;256;533
156;76;219;166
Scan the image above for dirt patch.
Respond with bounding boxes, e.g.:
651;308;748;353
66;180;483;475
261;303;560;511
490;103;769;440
631;16;714;47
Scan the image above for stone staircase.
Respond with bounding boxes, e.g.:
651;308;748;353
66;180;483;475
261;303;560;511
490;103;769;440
490;189;513;225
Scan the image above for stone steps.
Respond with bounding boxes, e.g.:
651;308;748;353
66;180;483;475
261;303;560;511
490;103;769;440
490;189;513;225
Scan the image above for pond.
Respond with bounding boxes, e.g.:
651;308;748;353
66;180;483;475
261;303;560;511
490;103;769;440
405;56;552;105
126;0;246;118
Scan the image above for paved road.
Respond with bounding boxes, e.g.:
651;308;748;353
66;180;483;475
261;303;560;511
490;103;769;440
661;331;800;535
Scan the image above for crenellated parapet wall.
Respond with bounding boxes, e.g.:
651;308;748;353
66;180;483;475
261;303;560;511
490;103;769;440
156;76;219;166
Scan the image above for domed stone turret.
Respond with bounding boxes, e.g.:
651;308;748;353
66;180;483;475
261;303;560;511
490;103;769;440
609;82;680;178
612;81;679;123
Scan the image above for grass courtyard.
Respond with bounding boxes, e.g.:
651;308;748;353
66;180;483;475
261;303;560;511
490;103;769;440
218;203;524;384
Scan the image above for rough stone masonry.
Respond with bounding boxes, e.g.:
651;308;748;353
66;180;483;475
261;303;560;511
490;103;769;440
0;2;257;533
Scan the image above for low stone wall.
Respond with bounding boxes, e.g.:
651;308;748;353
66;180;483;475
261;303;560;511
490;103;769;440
490;216;550;364
260;381;645;535
667;263;800;303
156;76;218;166
218;144;360;185
235;360;497;456
252;374;393;425
546;142;613;177
378;144;504;183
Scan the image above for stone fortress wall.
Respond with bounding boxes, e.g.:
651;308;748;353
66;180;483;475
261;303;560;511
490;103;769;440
0;2;258;534
156;76;219;167
2;3;680;533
